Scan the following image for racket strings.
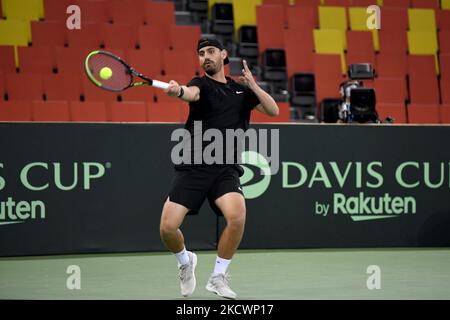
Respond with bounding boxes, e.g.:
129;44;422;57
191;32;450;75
87;53;132;91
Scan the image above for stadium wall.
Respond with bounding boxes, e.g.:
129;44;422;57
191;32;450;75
1;123;449;256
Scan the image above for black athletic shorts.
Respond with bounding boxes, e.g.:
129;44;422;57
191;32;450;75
168;165;244;216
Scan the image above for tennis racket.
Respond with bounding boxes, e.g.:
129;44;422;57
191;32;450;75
84;50;169;92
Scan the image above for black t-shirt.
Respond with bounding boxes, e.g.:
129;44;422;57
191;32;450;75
186;75;260;132
174;76;260;167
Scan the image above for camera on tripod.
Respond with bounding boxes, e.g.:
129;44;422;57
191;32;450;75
338;63;379;123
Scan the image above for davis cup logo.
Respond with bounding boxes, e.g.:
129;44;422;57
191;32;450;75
239;151;271;199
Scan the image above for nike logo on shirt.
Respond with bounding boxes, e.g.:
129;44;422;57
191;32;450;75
236;91;244;94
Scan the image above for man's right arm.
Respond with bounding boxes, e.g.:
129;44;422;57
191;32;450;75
164;80;200;102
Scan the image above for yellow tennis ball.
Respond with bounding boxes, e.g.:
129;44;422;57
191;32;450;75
99;67;112;80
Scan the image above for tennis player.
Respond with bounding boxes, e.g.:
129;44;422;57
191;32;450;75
160;38;279;299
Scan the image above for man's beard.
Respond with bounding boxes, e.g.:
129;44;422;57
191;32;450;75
203;60;221;76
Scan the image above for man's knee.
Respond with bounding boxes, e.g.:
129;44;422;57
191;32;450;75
225;209;246;230
160;220;178;239
160;211;180;238
160;199;188;238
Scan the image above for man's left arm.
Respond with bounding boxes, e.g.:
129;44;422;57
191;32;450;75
240;60;279;117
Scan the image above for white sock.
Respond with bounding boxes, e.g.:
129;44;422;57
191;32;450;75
213;256;231;275
175;247;190;266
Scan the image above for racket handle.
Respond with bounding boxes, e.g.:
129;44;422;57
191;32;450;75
152;80;170;90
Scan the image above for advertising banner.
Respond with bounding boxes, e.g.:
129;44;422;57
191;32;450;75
1;123;449;256
238;125;450;248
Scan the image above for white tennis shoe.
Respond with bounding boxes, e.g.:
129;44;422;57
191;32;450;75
206;273;237;300
178;251;197;297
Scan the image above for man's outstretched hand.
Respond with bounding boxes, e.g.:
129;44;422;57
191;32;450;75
240;60;258;91
165;80;181;97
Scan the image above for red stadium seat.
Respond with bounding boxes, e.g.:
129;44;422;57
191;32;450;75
263;0;290;5
440;105;450;123
77;0;110;24
439;31;450;54
163;51;198;79
31;21;67;47
0;72;5;100
376;52;407;78
441;79;450;104
408;55;439;104
251;102;290;122
441;54;450;81
284;29;314;77
82;78;119;103
352;0;377;6
43;0;71;21
383;0;410;7
348;40;376;71
180;103;189;122
55;47;87;71
314;54;345;103
147;101;185;123
256;5;286;55
294;0;321;7
411;0;439;8
67;22;101;49
139;25;171;51
323;0;348;6
378;30;408;54
408;104;440;124
6;73;44;101
442;54;450;95
43;74;82;101
169;25;202;52
437;10;450;31
18;46;57;74
125;48;163;78
347;31;375;54
0;101;33;121
120;86;156;103
70;101;108;122
376;103;407;124
0;46;16;73
145;1;176;29
55;47;92;81
287;6;317;30
381;7;408;31
110;101;147;122
346;52;376;67
101;24;139;49
110;0;146;26
32;101;71;122
374;78;407;104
